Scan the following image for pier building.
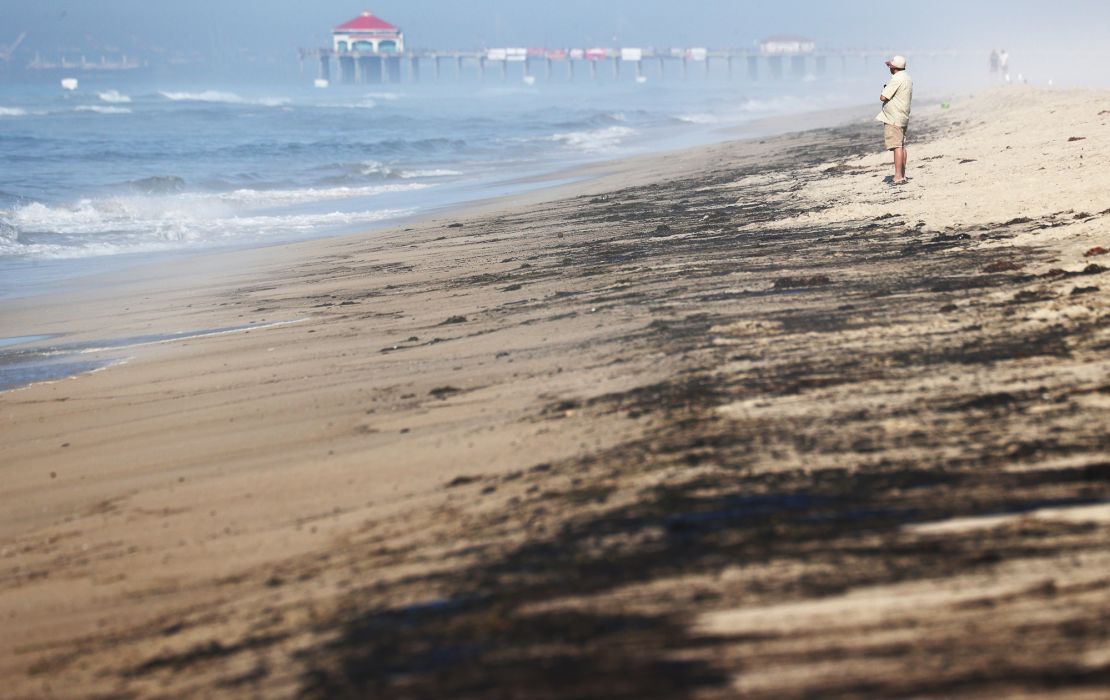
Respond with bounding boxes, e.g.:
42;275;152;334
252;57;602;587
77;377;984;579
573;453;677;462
324;10;406;85
333;11;404;54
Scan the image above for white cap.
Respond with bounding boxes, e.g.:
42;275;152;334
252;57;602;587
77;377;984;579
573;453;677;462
886;55;907;70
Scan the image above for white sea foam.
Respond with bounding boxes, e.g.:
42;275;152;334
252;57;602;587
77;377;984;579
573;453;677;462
677;113;720;124
0;177;431;261
6;183;428;233
351;161;461;180
321;98;378;110
257;97;292;108
0;107;27;117
159;90;290;107
549;126;636;152
208;182;429;208
0;218;17;243
98;90;132;104
365;92;402;101
75;105;132;115
0;200;412;260
160;89;243;103
400;169;463;179
361;160;393;177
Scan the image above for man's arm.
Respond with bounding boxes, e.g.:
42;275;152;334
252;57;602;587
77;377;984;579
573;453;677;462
881;77;900;103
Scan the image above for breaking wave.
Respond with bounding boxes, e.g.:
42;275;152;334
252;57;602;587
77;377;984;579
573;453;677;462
0;195;412;260
122;176;187;195
97;90;132;104
399;169;463;179
310;160;466;186
0;181;430;260
356;161;463;181
0;107;27;117
159;90;290;107
676;113;720;124
75;105;132;115
209;182;430;208
365;92;402;101
322;98;378;110
548;126;636;152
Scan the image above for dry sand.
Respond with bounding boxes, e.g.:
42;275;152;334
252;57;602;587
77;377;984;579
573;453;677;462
1;86;1108;698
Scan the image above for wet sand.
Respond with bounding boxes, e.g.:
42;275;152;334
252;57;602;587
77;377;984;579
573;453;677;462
2;87;1109;698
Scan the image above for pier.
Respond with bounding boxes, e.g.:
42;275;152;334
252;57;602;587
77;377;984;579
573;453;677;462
301;12;978;87
301;45;977;85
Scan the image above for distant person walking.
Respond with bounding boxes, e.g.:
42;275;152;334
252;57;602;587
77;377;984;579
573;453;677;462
877;55;913;186
990;49;1000;75
999;49;1011;83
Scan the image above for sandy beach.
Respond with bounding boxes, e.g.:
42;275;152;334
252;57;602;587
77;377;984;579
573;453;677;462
2;86;1109;698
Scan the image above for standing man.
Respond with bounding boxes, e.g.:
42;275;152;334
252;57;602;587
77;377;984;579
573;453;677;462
877;55;913;186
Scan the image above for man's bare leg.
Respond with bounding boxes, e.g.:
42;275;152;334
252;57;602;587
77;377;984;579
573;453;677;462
893;147;907;183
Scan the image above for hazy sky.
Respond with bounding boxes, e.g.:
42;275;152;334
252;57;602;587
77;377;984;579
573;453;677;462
3;0;1109;58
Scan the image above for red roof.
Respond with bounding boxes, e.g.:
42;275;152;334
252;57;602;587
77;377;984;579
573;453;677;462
335;11;398;32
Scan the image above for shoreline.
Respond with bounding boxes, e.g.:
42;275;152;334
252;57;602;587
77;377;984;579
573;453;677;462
0;101;879;396
3;86;1108;698
0;98;877;308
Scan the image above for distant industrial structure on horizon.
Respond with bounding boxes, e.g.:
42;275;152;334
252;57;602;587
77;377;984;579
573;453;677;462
25;52;142;72
0;33;26;65
2;27;148;73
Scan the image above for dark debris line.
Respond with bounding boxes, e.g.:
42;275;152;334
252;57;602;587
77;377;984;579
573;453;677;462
282;118;1110;699
110;119;1109;698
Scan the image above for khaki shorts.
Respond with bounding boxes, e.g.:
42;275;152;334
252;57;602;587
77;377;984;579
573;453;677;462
884;123;907;150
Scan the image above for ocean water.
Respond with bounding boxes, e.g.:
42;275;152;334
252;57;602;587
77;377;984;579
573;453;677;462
0;75;870;298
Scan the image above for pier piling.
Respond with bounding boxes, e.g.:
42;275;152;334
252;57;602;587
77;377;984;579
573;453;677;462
357;56;382;84
769;55;784;80
791;55;806;79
